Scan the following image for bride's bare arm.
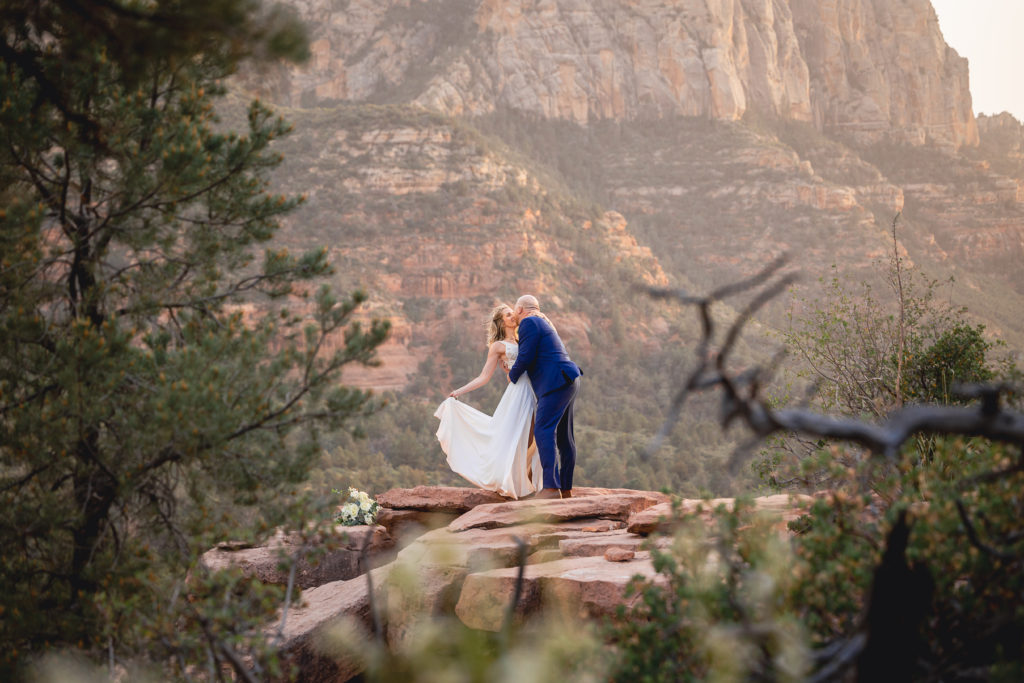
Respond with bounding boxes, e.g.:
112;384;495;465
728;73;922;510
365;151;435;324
450;342;506;397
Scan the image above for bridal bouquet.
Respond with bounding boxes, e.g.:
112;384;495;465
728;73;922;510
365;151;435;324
334;487;380;526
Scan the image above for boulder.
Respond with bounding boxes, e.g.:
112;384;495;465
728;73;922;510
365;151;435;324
376;486;507;513
448;493;665;532
626;502;676;535
454;554;663;631
604;548;635;562
201;525;394;589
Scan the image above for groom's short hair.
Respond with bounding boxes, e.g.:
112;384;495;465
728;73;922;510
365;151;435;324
516;294;539;311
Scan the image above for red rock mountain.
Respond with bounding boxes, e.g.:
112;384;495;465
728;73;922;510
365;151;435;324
228;0;1024;494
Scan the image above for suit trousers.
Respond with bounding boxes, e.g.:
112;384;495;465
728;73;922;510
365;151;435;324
534;377;579;490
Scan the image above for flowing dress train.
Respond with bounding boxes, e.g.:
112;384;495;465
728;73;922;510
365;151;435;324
434;341;541;499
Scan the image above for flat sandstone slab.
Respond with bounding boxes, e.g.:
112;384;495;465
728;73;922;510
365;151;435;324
558;530;657;557
571;486;671;502
449;492;665;532
376;486;507;513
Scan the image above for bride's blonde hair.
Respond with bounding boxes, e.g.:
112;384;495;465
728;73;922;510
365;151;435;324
486;303;516;347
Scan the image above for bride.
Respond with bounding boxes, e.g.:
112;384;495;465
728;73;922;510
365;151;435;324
434;304;541;499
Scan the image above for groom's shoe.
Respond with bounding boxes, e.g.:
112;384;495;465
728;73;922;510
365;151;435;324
560;489;572;498
535;488;562;500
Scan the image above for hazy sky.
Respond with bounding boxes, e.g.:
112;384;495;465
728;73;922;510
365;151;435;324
932;0;1024;121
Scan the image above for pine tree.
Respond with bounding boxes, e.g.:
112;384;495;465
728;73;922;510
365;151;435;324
0;1;388;676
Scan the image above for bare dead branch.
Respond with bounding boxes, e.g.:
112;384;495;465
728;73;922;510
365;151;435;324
643;257;796;457
645;264;1024;468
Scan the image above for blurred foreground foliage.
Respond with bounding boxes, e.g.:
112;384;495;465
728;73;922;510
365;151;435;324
607;248;1022;680
610;433;1024;681
1;0;388;678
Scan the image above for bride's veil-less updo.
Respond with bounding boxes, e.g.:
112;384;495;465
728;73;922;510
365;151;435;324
486;304;515;347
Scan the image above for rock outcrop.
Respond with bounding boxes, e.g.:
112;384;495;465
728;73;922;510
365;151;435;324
200;525;394;589
265;486;816;681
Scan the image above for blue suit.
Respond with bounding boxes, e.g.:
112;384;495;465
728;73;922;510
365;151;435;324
508;315;582;490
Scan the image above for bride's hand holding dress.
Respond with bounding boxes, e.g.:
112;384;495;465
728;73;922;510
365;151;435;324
448;340;507;399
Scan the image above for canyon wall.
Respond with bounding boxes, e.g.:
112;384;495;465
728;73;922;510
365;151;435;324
259;0;976;148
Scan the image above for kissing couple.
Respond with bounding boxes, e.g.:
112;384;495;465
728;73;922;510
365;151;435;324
434;295;582;500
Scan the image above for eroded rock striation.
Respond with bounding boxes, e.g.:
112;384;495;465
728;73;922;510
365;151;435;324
259;0;975;148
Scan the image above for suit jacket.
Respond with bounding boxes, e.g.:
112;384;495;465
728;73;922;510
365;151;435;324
508;315;581;397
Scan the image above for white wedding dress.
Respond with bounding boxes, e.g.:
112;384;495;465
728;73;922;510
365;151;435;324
434;341;542;499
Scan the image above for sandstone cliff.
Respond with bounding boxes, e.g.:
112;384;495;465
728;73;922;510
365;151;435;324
791;0;977;148
256;0;976;148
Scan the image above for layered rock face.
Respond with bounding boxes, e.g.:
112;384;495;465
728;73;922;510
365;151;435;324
791;0;977;148
977;113;1024;181
434;0;813;124
267;104;670;391
262;0;974;148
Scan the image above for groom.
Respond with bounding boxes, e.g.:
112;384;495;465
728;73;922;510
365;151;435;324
508;295;582;499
